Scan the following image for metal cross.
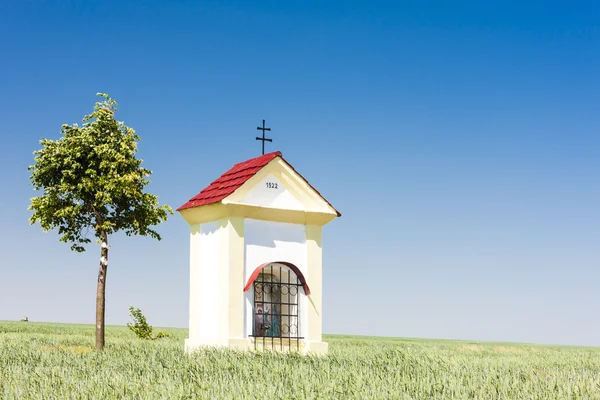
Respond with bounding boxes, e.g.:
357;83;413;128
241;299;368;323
256;119;272;155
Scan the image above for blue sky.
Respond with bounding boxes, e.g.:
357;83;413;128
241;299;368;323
1;1;598;346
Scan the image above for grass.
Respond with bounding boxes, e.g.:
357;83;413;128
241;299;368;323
1;321;600;399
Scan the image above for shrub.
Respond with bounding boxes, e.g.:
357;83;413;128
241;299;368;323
126;306;168;340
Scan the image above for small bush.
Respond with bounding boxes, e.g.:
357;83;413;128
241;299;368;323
126;306;168;340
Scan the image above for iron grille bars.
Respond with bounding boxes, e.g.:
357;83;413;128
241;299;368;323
250;264;303;352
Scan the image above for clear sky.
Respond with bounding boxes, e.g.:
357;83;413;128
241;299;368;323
1;1;598;346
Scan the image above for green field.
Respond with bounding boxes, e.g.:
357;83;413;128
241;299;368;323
1;321;599;399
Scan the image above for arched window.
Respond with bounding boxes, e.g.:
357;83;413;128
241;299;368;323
250;263;304;347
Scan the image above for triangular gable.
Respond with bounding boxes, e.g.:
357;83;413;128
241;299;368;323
239;174;305;210
224;157;338;215
177;151;340;217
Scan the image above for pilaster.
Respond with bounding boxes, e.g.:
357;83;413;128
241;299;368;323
305;224;328;354
224;216;246;341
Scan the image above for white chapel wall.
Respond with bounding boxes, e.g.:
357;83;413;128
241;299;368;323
195;221;220;340
243;218;307;337
244;218;307;281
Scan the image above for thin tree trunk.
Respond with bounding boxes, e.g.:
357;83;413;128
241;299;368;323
95;231;108;350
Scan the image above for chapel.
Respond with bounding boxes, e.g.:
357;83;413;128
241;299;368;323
177;151;340;354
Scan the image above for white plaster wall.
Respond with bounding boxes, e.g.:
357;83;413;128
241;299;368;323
195;221;220;339
241;174;304;210
243;219;307;337
244;219;307;281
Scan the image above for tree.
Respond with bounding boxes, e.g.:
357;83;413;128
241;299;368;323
28;93;173;350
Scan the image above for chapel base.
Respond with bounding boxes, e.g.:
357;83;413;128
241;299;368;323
303;340;329;355
185;337;328;355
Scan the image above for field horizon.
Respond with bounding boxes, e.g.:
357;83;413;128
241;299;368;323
3;319;597;351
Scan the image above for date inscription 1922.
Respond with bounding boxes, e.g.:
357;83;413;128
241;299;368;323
265;182;278;189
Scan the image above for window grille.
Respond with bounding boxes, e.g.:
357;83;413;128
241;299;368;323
251;264;303;351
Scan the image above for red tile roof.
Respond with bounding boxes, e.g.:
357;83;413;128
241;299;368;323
177;151;281;211
177;151;340;217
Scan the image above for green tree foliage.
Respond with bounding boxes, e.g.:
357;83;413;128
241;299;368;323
28;93;172;252
28;93;173;350
127;306;169;340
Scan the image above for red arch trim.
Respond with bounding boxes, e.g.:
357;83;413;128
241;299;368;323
243;262;311;296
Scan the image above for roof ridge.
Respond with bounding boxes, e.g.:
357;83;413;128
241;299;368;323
231;151;281;167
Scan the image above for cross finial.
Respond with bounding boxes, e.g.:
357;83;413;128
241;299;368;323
256;119;272;155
